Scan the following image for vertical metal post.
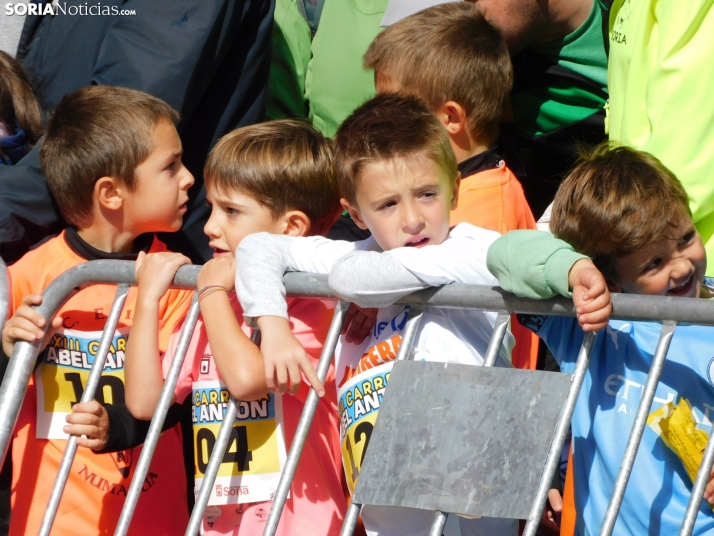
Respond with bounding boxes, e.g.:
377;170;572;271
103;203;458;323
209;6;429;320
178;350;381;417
522;331;598;536
114;294;201;536
482;312;511;368
262;300;351;536
599;320;677;536
338;306;425;536
186;329;263;536
39;284;129;536
428;511;448;536
0;256;8;333
679;424;714;536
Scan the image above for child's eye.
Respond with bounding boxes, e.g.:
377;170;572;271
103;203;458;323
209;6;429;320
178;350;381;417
681;231;695;244
378;201;397;210
226;207;241;216
645;258;663;271
420;191;437;199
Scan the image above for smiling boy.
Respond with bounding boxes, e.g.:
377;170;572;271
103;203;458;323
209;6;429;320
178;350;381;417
0;86;194;534
487;144;714;534
235;94;516;536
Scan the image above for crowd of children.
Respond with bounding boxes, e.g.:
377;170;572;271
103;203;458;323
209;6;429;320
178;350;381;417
1;2;714;536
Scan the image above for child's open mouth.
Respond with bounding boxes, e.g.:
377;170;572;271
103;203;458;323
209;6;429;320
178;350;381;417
404;236;429;248
667;274;696;297
211;247;230;258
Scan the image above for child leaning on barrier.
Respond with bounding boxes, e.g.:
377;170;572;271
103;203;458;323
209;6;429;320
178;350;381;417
0;86;194;535
365;1;539;371
124;120;347;536
486;143;714;535
234;94;517;536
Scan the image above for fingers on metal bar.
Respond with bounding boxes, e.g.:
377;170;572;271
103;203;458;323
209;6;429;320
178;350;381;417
522;331;598;536
483;312;510;368
262;300;351;536
115;294;201;536
40;285;130;536
599;321;677;536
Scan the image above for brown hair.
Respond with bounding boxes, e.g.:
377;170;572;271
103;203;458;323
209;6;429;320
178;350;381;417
0;50;43;154
204;119;341;236
364;2;512;144
551;143;692;282
40;85;178;228
334;94;457;205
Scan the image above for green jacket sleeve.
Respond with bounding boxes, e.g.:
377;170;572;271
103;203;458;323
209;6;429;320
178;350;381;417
486;230;588;299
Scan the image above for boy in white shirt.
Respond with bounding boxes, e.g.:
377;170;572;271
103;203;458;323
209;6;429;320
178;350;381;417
235;94;516;536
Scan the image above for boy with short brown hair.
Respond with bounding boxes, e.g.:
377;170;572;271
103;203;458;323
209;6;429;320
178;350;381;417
365;2;539;370
124;119;347;535
235;94;517;536
1;85;194;535
487;144;714;534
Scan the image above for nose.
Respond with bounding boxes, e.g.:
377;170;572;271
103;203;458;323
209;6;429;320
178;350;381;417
670;255;694;285
180;166;195;190
400;201;424;233
203;207;219;239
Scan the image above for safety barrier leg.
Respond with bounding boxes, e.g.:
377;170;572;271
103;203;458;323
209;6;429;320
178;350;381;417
599;320;677;536
39;284;130;536
679;419;714;536
114;294;201;536
522;331;598;536
339;306;425;536
427;511;448;536
185;329;263;536
261;300;351;536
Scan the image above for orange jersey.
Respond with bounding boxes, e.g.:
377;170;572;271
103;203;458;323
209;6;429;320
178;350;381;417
450;153;539;370
7;230;192;535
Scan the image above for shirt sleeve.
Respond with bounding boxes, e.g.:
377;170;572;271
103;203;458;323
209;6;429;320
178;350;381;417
100;400;188;453
235;232;373;322
486;230;587;299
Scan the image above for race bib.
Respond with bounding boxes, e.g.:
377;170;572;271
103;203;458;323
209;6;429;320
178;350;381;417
36;327;128;439
338;363;392;493
192;381;287;505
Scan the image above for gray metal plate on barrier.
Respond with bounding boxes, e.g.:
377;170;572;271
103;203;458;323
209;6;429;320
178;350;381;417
352;360;572;519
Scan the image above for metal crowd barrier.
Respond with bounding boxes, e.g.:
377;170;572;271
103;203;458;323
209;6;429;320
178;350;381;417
0;259;714;535
0;255;8;336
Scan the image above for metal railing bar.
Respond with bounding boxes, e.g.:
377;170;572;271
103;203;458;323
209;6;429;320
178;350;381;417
187;330;263;536
679;423;714;536
39;284;130;536
483;312;510;368
522;331;598;536
262;300;351;536
600;320;677;536
114;293;201;536
428;511;448;536
0;256;8;334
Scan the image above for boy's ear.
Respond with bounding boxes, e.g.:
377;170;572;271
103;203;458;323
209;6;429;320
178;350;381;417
280;210;311;237
94;176;124;211
436;101;467;136
340;198;369;230
450;172;462;211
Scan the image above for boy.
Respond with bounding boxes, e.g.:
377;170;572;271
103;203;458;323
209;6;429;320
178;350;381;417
235;94;517;536
486;144;714;534
124;120;346;535
0;85;194;535
364;2;539;370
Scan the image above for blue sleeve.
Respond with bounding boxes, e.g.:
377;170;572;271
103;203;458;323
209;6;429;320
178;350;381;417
519;314;585;374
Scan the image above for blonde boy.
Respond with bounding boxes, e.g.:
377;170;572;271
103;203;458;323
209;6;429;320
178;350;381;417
124;120;347;535
235;94;517;536
1;85;194;535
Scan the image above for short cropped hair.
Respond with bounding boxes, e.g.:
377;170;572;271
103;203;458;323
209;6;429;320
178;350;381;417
334;94;457;205
204;119;341;237
551;143;692;282
41;85;178;228
364;2;512;144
